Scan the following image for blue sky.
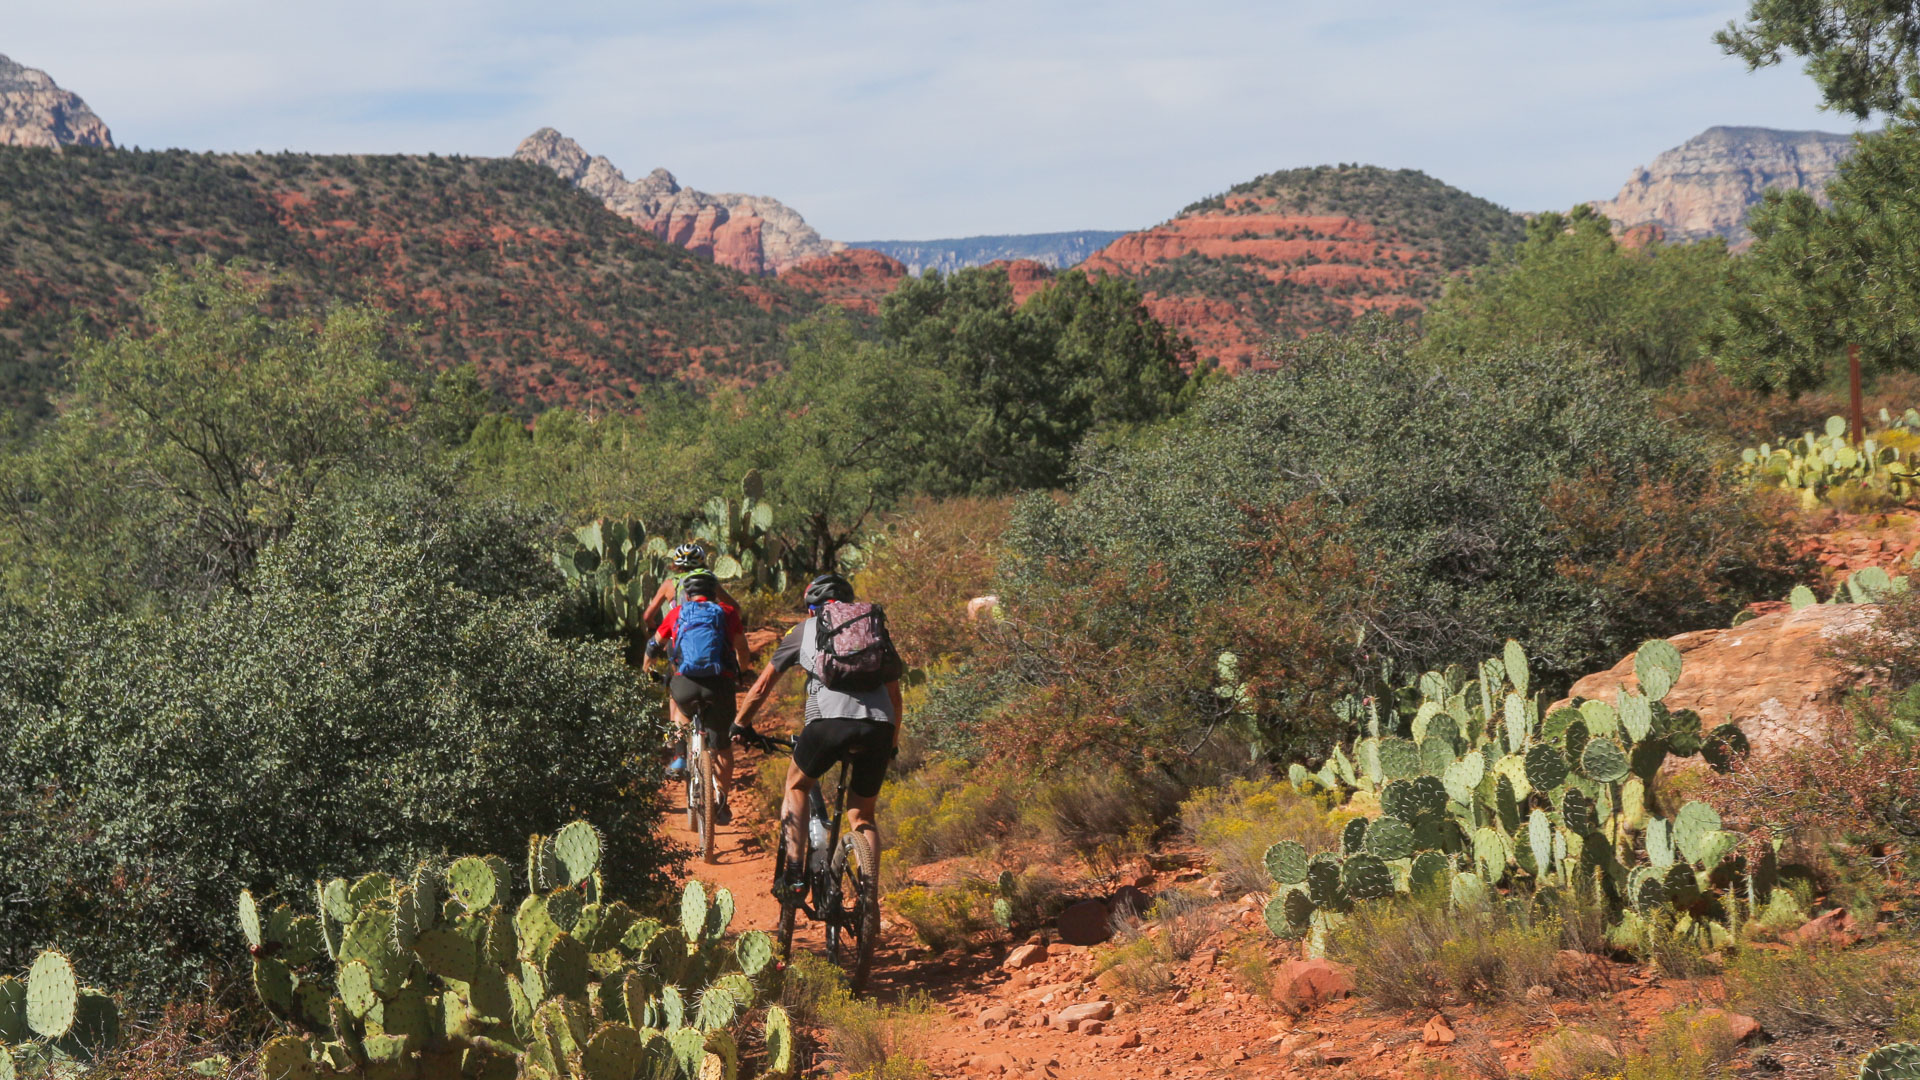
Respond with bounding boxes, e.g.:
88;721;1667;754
9;1;1859;240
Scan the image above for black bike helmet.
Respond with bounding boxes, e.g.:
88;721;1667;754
681;570;720;599
671;542;708;571
803;573;854;607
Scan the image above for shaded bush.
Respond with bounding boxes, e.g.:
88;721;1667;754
0;489;671;1000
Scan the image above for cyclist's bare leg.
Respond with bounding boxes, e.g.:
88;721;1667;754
781;760;814;865
716;740;735;795
846;793;879;849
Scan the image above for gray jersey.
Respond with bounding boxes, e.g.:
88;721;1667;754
770;619;895;724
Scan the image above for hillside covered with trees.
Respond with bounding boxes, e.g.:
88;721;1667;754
1079;164;1526;368
0;147;811;428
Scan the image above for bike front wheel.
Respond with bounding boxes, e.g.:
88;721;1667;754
696;744;717;864
826;828;880;993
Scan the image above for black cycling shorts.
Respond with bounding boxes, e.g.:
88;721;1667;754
792;718;894;799
670;673;736;736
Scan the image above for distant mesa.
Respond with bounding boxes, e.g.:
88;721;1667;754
1590;125;1857;245
779;249;907;315
514;127;838;276
1079;164;1524;370
851;231;1126;276
0;53;113;149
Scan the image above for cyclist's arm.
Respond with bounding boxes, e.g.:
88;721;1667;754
735;664;783;727
886;680;903;749
641;578;674;625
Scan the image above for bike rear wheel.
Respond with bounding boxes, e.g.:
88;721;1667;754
696;743;717;864
827;828;880;992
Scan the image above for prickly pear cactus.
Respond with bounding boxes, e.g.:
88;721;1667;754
1270;637;1756;956
0;950;120;1076
1739;412;1920;510
1863;1044;1920;1080
240;820;776;1080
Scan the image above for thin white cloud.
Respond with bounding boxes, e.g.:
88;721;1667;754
8;0;1856;239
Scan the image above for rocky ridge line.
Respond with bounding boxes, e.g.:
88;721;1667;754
1590;125;1856;244
514;127;837;276
0;53;112;149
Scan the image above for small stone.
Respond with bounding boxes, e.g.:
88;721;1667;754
1270;958;1355;1015
977;1005;1014;1028
1079;1020;1106;1035
1055;1001;1116;1025
1004;943;1049;971
1093;1032;1141;1050
1422;1014;1455;1046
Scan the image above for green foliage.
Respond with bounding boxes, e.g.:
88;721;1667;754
1704;117;1920;393
723;313;943;573
1419;205;1731;387
0;264;402;603
880;266;1196;493
1263;638;1762;959
1740;412;1920;509
0;950;119;1076
1716;0;1920;118
243;833;771;1079
1011;319;1792;686
1180;777;1347;895
0;484;672;1000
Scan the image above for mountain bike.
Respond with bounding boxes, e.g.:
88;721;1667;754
741;727;881;993
650;672;721;864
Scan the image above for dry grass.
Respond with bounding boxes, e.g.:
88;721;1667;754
1329;894;1565;1010
1726;943;1920;1034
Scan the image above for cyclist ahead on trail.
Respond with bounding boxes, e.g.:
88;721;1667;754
644;570;755;825
736;572;904;898
642;543;741;626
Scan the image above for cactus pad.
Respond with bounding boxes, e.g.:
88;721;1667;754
1579;737;1629;783
1383;775;1447;823
679;881;709;942
1504;640;1530;697
545;887;584;934
317;878;353;926
763;1005;795;1079
258;1034;316;1080
1528;810;1552;877
447;856;498;911
668;1027;706;1079
735;930;774;977
552;821;603;887
1342;853;1396;900
412;926;476;983
338;960;378;1018
1523;744;1567;793
1409;851;1451;897
583;1022;645;1080
1618;692;1653;743
1701;723;1750;773
251;956;295;1020
348;873;396;908
1633;871;1668;912
708;887;735;940
1635;639;1683;701
1646;817;1674;870
1450;871;1488;910
1861;1043;1920;1080
239;890;263;949
544;933;591;1001
1562;789;1599;835
660;984;686;1031
695;983;741;1032
0;976;26;1042
1306;854;1345;909
1673;802;1721;865
1442;752;1485;806
1378;737;1420;780
1579;699;1620;739
1364;816;1417;861
25;951;76;1039
1341;817;1368;856
1265;840;1309;885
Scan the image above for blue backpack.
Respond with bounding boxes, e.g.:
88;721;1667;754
673;600;733;678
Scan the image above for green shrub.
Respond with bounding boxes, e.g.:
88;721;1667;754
0;494;672;1001
781;953;935;1078
889;885;989;953
879;758;1018;868
1182;777;1346;895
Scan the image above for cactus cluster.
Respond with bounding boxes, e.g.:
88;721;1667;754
0;950;119;1076
688;472;816;593
1739;413;1920;510
1267;639;1778;957
556;517;672;644
245;821;792;1080
1777;564;1915;615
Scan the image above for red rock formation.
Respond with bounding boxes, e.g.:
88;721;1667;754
985;258;1055;304
778;249;908;314
1555;604;1876;757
